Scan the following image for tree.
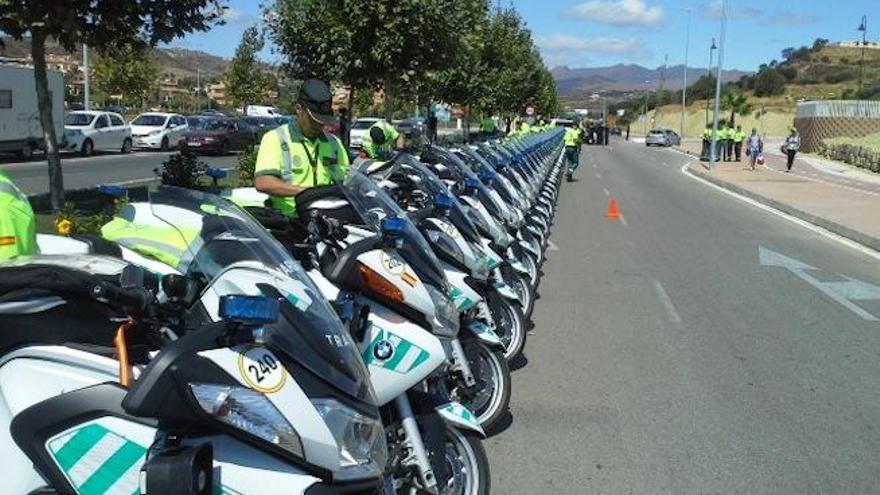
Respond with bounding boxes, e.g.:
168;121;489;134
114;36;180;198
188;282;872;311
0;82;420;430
92;45;160;108
687;74;717;101
753;69;786;97
721;89;752;127
225;25;273;113
0;1;224;211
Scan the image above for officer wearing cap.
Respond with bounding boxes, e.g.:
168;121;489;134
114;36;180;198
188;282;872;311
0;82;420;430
360;120;403;160
0;170;37;260
254;79;349;217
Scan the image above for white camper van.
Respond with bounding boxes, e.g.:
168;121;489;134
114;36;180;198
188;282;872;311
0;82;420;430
0;64;65;160
245;105;280;117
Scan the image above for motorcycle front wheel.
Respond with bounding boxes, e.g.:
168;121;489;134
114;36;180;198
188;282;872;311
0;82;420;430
486;288;527;361
455;338;511;432
440;427;491;495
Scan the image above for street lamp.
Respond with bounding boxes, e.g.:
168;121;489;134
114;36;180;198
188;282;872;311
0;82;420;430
710;0;728;166
858;15;867;93
681;8;692;139
705;38;717;125
642;79;652;136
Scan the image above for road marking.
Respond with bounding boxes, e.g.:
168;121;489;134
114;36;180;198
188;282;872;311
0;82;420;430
596;172;602;179
653;280;682;323
618;214;629;228
547;240;560;252
759;246;880;321
681;162;880;262
603;188;610;196
592;163;597;169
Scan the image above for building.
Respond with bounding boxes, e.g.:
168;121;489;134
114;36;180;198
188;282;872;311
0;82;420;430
207;81;227;106
833;41;880;50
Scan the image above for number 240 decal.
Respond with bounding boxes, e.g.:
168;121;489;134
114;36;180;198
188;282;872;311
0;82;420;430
238;345;287;393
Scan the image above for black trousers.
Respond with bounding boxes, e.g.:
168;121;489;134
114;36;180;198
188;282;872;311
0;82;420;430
734;142;742;161
786;150;797;170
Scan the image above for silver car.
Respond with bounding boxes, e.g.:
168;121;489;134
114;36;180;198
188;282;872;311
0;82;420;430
646;128;681;147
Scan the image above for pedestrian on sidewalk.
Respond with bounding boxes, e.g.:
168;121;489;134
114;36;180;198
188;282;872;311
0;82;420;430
733;125;746;161
783;127;800;172
746;128;763;171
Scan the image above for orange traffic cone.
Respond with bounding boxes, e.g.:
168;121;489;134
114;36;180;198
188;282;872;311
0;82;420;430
606;199;620;219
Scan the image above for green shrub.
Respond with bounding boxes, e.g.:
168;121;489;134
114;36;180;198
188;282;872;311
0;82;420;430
237;145;258;186
155;149;206;189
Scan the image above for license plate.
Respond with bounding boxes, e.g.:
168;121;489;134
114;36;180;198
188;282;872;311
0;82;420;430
187;141;202;147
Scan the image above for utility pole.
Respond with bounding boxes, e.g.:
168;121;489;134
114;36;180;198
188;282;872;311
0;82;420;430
710;0;728;166
82;44;90;111
681;8;692;139
196;64;201;112
858;15;867;93
705;38;717;125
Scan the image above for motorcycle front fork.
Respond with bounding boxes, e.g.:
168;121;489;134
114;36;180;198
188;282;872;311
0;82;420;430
394;394;439;494
447;337;476;387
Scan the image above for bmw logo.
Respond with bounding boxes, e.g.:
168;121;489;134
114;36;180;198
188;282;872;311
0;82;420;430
373;340;394;360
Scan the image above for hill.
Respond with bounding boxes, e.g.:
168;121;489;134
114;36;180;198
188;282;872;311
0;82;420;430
0;36;230;82
552;63;750;97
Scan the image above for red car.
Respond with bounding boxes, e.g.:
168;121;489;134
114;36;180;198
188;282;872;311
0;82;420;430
183;116;256;154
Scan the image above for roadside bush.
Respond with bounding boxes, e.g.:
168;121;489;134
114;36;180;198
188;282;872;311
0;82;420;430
237;145;258;186
155;149;206;189
817;141;880;173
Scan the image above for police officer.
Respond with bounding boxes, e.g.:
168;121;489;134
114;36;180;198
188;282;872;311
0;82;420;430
360;120;403;160
733;125;746;161
721;121;733;161
564;125;580;182
0;170;37;260
254;78;349;217
480;115;497;137
700;124;713;161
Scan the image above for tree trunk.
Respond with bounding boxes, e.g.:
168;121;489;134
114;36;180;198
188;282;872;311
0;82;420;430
31;28;64;212
730;110;735;127
463;105;470;143
383;73;395;120
345;84;356;148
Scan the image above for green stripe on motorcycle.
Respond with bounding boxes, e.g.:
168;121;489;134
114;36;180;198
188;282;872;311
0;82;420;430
383;339;412;370
77;441;146;495
52;424;107;472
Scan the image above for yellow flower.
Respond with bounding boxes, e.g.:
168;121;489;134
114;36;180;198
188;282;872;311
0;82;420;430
56;218;74;236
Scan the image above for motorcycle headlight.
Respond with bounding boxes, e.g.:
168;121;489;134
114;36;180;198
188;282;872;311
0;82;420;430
189;383;304;457
426;283;459;337
311;398;387;481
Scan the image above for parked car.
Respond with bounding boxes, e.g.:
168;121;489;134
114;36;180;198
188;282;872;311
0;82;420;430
349;117;382;147
246;105;281;117
646;128;681;147
244;116;285;140
129;112;188;151
200;109;226;117
610;127;622;136
63;111;132;156
393;117;425;137
182;116;255;154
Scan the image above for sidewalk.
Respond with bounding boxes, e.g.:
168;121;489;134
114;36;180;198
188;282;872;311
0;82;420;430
676;141;880;251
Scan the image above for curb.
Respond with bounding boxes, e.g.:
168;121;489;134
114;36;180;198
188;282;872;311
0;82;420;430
686;164;880;253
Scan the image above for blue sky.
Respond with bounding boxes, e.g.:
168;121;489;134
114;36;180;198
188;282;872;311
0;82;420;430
169;0;877;72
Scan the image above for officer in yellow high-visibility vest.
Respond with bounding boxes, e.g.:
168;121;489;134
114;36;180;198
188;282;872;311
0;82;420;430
564;126;580;182
360;120;402;160
733;125;746;161
0;170;37;260
253;79;349;218
700;124;713;161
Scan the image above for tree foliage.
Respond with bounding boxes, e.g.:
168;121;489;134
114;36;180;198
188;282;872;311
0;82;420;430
753;69;786;97
721;88;752;126
225;25;273;113
92;45;160;106
0;0;225;211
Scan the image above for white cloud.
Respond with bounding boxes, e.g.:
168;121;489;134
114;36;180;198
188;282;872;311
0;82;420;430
564;0;665;27
536;34;643;56
222;7;254;25
700;0;761;20
762;10;819;26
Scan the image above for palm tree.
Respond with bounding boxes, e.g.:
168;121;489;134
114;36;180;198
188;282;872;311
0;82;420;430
722;89;753;127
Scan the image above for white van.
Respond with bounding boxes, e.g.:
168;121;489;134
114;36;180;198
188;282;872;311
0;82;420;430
0;64;64;160
245;105;280;117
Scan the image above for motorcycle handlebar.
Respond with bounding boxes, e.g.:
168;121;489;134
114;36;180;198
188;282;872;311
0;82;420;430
90;282;152;315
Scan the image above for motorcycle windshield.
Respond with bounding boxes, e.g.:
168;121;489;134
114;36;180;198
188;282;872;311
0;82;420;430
140;186;375;405
428;146;505;220
399;156;482;244
343;172;449;292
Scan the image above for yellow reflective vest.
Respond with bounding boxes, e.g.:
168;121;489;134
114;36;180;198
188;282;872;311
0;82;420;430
0;170;37;260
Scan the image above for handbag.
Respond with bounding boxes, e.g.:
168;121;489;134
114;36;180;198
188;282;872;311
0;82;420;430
745;147;751;157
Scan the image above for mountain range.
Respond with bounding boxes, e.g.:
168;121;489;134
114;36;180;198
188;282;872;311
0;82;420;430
552;64;752;96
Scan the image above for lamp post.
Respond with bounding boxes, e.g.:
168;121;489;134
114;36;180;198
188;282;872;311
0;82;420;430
642;80;652;136
82;44;90;111
705;38;717;125
710;0;728;166
858;15;867;93
681;8;692;139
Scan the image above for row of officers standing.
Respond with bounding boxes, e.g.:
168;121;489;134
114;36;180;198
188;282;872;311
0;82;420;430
700;122;747;162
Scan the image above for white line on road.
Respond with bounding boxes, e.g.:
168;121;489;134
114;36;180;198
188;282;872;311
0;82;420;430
681;162;880;262
547;240;560;252
596;172;602;179
603;188;610;196
592;163;597;169
618;214;629;228
653;280;682;323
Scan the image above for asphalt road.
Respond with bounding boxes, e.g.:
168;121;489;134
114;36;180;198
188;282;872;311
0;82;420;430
0;150;240;195
486;141;880;493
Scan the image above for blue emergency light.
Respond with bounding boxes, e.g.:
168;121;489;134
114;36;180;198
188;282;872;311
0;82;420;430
219;295;279;325
433;194;453;214
380;216;408;238
98;184;129;198
205;167;228;179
